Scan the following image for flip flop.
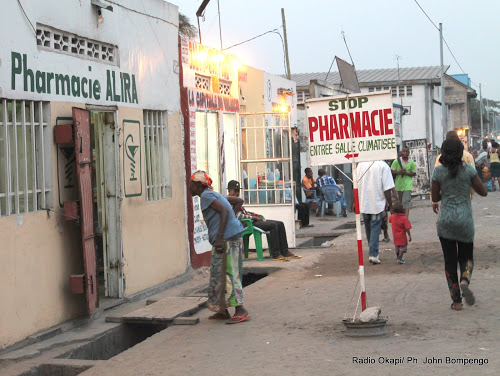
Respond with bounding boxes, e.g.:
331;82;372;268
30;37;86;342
273;257;289;261
460;283;475;306
286;254;302;259
226;315;250;324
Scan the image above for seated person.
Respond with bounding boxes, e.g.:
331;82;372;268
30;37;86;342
317;169;347;217
295;196;313;228
227;180;301;261
302;167;317;197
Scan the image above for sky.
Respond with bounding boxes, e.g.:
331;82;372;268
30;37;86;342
177;0;499;100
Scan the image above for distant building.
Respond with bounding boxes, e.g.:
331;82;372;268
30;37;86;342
291;66;454;203
444;74;477;149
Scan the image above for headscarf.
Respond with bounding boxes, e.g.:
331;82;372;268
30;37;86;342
191;170;213;189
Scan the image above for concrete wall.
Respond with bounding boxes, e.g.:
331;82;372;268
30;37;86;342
445;76;471;129
0;105;86;348
118;108;188;295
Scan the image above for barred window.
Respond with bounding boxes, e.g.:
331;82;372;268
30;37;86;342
36;24;118;65
143;110;171;201
398;86;405;97
391;87;397;97
0;99;52;217
195;75;211;91
368;87;374;93
219;80;231;96
406;85;413;97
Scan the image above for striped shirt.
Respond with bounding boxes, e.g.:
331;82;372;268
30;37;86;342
317;175;336;188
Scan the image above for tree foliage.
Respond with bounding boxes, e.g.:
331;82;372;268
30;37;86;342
470;97;498;132
179;13;197;40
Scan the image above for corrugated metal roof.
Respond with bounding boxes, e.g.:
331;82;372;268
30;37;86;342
291;66;449;87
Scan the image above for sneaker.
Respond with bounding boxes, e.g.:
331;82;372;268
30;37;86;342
369;256;381;264
397;258;405;264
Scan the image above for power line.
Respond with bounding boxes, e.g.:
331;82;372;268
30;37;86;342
413;0;438;30
223;27;281;50
17;0;36;35
223;28;287;76
412;0;479;87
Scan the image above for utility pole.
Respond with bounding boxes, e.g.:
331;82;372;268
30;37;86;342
281;8;291;80
479;83;483;139
396;54;405;144
217;0;223;50
439;23;447;136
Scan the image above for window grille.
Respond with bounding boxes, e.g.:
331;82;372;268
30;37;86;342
195;75;211;91
36;24;118;65
398;86;405;97
383;86;390;91
143;110;171;201
368;87;374;93
406;86;413;97
376;87;382;91
0;99;52;217
391;87;397;97
240;113;293;205
219;80;231;96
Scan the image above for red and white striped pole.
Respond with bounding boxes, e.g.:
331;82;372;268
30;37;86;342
352;159;367;311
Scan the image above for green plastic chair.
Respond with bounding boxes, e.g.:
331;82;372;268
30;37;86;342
240;218;272;261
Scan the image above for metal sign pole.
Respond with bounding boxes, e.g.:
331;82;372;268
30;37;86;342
346;94;366;313
351;158;366;311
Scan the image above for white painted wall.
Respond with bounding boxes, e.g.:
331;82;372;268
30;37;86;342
0;0;180;110
264;73;297;128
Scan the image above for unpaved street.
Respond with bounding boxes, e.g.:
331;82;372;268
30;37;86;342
80;195;500;376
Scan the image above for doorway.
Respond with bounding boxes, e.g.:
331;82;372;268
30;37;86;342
90;111;123;302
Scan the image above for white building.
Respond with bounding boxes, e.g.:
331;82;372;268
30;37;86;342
0;0;188;349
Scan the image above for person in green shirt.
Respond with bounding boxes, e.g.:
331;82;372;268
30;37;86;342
391;148;417;218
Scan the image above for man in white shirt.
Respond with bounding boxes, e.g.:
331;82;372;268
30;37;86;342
357;161;395;264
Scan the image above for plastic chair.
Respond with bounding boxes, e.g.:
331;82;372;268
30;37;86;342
302;188;319;211
318;185;343;217
240;218;272;261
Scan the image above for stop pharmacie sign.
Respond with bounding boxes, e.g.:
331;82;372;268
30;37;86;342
306;91;397;166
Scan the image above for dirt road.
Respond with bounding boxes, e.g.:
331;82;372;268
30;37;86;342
80;195;499;376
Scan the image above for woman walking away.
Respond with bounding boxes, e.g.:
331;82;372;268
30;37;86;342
431;139;487;311
489;141;500;191
190;171;250;324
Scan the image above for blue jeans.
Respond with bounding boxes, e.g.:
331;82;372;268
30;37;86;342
363;212;383;258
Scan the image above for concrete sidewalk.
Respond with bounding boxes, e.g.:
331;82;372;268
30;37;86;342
3;197;499;375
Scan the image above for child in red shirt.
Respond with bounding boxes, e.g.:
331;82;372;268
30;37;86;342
389;203;412;264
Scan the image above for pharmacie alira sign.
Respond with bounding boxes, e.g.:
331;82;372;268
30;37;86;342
306;91;397;165
7;51;139;104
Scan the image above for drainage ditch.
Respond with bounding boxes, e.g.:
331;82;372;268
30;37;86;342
14;270;273;376
19;363;93;376
56;324;166;361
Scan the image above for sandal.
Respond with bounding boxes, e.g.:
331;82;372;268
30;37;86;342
283;253;302;259
226;315;250;324
272;256;289;261
460;283;475;305
450;302;463;311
